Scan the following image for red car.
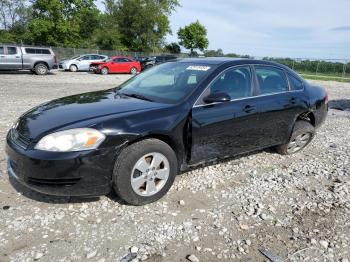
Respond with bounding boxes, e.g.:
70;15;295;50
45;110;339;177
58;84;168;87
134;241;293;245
92;56;141;75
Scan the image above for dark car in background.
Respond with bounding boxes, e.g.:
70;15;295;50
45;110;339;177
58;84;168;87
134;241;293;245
0;44;57;75
155;55;177;64
133;56;156;71
6;58;328;205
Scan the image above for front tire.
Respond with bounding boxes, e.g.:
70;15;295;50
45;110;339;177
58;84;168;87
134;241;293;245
34;63;48;75
276;120;315;155
69;65;78;72
101;67;109;75
113;139;178;205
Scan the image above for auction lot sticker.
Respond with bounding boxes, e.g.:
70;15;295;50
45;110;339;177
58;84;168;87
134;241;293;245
186;66;211;71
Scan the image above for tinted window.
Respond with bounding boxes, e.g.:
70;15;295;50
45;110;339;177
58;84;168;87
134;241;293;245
118;62;215;104
81;55;91;60
210;66;252;99
0;46;4;55
7;47;17;55
25;48;51;54
116;58;130;62
288;73;304;90
255;66;289;95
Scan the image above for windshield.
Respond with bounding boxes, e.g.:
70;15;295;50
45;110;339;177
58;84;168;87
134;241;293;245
117;62;215;104
70;55;81;60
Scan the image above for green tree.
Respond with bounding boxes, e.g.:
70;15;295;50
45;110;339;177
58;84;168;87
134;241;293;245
178;21;209;55
164;42;181;54
106;0;179;52
204;48;223;57
25;0;100;47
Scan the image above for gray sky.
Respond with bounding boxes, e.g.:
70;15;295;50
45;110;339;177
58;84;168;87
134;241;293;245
97;0;350;59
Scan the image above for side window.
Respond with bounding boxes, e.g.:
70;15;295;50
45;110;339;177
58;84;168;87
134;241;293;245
7;47;17;55
82;55;91;60
288;73;304;90
0;46;4;54
25;48;35;54
255;66;289;95
209;66;252;100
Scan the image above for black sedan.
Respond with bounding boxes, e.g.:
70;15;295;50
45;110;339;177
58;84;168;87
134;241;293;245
6;58;328;205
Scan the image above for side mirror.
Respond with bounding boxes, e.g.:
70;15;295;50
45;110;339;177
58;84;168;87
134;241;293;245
203;92;231;104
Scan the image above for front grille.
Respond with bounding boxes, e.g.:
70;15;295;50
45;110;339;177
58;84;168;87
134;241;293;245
10;129;31;149
27;177;81;186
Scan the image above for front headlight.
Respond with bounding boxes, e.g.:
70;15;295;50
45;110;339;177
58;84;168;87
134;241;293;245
35;128;106;152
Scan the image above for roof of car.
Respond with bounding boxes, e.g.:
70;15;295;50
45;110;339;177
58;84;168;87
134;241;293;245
177;57;284;67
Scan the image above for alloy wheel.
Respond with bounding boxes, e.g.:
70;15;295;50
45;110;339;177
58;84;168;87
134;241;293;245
130;152;170;197
286;133;312;154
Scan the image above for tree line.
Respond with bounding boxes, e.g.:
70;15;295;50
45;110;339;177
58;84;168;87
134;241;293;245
0;0;212;55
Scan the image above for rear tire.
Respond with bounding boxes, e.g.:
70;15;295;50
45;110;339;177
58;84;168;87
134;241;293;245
113;139;178;205
130;67;137;75
276;120;315;155
34;63;48;75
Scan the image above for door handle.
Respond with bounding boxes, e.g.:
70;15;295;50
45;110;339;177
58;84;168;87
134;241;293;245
289;98;297;104
0;55;4;58
243;105;256;113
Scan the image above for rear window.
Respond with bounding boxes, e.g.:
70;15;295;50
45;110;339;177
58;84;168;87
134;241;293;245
25;48;51;54
288;73;304;90
255;66;289;95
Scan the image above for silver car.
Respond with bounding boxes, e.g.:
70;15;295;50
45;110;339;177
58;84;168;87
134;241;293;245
0;45;57;75
59;54;109;72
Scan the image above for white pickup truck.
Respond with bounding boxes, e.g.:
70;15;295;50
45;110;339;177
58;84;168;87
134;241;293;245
0;44;57;75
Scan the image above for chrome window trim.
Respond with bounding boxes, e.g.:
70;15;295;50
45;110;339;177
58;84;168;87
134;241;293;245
193;63;303;108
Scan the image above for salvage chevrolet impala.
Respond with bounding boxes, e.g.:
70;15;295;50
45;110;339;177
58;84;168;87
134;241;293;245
6;58;328;205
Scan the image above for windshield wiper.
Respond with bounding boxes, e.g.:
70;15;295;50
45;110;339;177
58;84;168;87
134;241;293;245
121;93;154;102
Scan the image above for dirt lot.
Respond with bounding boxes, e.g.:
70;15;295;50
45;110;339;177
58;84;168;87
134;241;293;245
0;71;349;262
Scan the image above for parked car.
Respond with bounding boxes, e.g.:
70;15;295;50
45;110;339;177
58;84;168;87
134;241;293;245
0;44;57;75
133;56;156;71
89;57;111;72
155;55;177;64
59;54;108;72
93;56;141;75
6;58;328;205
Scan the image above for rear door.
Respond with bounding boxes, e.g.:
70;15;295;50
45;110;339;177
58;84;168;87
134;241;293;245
0;46;22;70
190;66;263;163
253;65;308;147
0;46;5;69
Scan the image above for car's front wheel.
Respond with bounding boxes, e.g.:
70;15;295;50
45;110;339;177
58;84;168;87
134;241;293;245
113;139;178;205
101;67;109;75
276;120;315;155
69;65;78;72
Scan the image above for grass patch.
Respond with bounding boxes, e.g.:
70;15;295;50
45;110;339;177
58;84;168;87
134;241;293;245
301;74;350;83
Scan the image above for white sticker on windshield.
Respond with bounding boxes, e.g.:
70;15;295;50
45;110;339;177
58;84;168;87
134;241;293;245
186;66;211;71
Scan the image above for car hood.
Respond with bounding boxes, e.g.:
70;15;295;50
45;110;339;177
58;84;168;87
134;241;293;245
16;89;169;140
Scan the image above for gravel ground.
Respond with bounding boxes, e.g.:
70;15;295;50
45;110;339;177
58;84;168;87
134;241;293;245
0;71;349;262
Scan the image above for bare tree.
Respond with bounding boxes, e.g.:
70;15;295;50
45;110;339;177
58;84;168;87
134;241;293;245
0;0;26;30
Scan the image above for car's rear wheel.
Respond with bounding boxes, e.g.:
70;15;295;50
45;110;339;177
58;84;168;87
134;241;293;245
34;63;48;75
69;65;78;72
113;139;178;205
276;120;315;155
130;67;137;75
101;67;109;75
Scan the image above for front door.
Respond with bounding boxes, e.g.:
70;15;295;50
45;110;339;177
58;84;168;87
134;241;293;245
1;46;22;70
190;66;262;164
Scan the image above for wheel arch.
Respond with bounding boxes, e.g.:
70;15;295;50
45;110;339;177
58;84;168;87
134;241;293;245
33;61;49;69
296;111;316;127
125;134;184;169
